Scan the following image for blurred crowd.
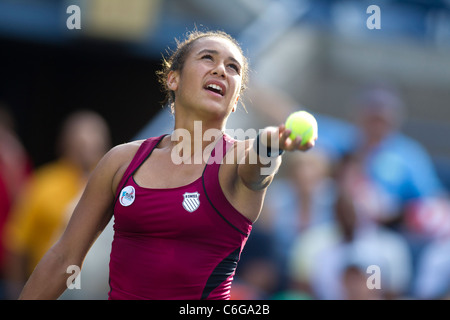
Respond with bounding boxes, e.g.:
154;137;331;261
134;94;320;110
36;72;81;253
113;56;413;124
0;81;449;300
0;106;112;300
230;83;450;300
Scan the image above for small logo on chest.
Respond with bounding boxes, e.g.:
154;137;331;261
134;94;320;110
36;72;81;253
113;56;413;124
182;192;200;213
119;186;135;207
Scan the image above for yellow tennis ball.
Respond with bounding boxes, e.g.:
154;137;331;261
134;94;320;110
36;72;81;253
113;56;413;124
285;111;318;146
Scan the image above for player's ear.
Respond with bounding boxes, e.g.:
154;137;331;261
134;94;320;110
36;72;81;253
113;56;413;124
167;70;179;91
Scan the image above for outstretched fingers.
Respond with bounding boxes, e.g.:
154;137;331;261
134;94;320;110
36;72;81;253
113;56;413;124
277;123;316;152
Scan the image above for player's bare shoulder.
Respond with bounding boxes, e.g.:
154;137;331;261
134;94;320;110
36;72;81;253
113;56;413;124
110;140;145;159
102;140;145;167
99;140;146;194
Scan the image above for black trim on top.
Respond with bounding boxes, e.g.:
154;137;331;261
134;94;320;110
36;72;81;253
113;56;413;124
201;135;249;237
201;247;241;299
202;175;249;237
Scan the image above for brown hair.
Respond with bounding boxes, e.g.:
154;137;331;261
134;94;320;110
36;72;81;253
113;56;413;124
156;29;249;113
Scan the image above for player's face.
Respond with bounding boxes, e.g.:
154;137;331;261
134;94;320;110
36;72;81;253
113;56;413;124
168;37;243;120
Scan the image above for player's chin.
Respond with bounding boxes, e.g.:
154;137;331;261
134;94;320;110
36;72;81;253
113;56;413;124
201;102;230;119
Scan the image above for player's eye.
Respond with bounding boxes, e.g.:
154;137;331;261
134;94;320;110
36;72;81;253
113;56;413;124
228;63;240;74
201;54;214;61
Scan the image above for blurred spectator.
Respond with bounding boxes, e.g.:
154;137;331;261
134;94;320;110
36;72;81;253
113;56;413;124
334;152;400;230
231;219;280;300
291;185;413;300
340;263;383;300
2;110;111;299
263;148;336;291
347;84;446;227
407;196;450;299
0;104;32;299
413;234;450;300
344;84;448;294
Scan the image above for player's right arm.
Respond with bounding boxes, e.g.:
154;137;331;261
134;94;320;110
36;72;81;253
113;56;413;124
18;141;142;300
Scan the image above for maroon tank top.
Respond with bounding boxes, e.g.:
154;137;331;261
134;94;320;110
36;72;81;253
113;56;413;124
108;134;253;300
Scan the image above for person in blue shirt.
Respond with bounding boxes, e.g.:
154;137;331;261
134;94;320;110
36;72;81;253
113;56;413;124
350;85;445;209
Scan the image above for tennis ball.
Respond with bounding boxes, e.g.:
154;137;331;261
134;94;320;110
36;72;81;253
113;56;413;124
285;111;318;146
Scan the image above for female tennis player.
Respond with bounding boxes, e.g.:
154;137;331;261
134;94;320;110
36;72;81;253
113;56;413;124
18;29;314;300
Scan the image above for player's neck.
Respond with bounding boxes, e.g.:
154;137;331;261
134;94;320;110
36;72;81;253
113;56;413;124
169;122;224;159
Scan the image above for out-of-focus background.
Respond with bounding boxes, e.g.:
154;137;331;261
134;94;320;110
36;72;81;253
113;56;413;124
0;0;449;300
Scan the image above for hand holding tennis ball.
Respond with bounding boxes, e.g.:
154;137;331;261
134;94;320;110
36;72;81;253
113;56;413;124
255;111;318;155
285;111;318;147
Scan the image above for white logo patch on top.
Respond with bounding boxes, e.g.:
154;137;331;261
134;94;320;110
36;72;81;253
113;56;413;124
119;185;135;207
182;192;200;212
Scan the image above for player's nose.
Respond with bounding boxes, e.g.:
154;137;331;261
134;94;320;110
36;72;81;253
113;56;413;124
211;62;226;78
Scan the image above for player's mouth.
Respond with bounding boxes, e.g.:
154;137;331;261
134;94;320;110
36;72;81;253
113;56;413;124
204;81;226;97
